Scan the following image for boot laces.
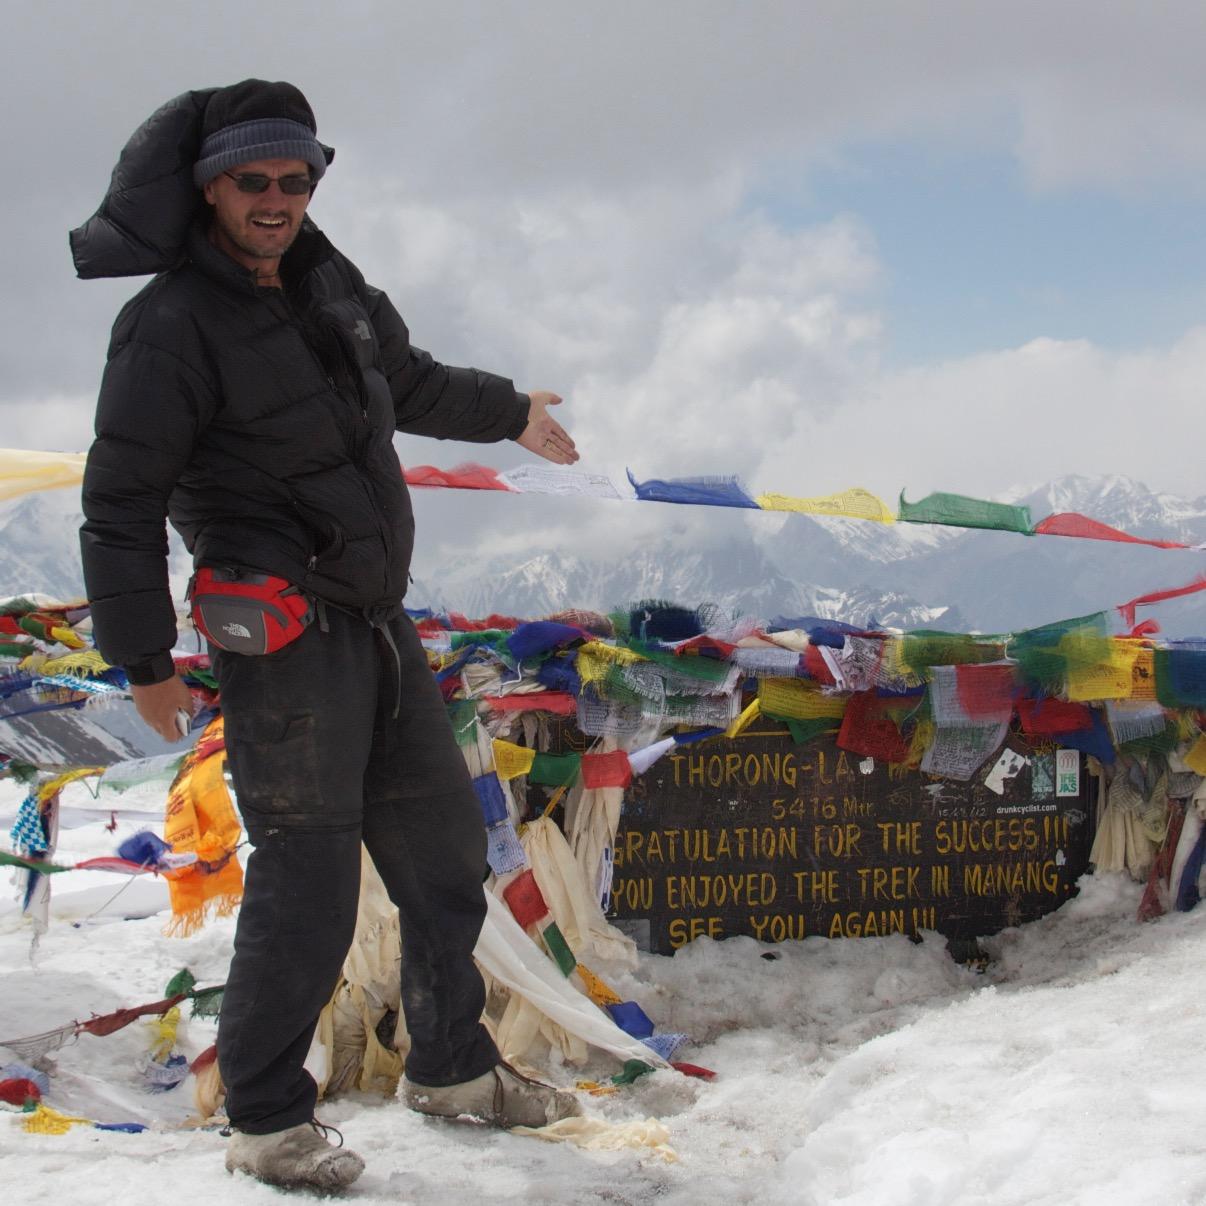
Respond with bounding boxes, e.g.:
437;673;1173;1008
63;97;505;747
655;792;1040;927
309;1119;345;1148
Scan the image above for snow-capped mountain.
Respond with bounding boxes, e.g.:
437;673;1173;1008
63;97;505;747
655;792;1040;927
409;539;965;631
758;474;1206;636
0;490;193;605
3;474;1203;638
413;474;1206;636
0;491;89;602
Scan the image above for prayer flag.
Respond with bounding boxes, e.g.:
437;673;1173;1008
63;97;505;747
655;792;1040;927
502;869;549;930
0;448;87;501
837;692;911;763
580;750;633;789
755;486;894;523
161;718;243;936
491;740;536;781
1016;697;1094;735
626;470;758;509
403;462;512;491
473;772;509;825
1034;512;1189;549
899;490;1032;535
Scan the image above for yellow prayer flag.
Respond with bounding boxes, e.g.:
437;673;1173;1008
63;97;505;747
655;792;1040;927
755;487;895;524
492;739;536;780
48;625;87;650
576;641;645;687
1131;648;1157;701
23;1104;94;1134
38;766;104;805
1184;734;1206;776
878;638;927;689
1065;638;1142;702
0;448;87;501
726;698;761;739
40;649;111;677
757;678;848;721
575;963;622;1007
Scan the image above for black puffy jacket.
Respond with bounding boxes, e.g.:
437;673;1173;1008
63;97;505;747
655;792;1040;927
74;91;527;683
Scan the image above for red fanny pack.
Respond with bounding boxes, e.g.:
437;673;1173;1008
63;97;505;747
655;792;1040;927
188;567;314;655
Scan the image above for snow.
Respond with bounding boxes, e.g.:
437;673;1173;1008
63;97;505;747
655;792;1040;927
4;780;1206;1205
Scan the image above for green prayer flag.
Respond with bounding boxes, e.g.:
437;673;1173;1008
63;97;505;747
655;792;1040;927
529;752;580;788
610;1059;656;1085
899;490;1033;535
189;986;225;1018
1011;613;1108;693
541;920;578;977
0;851;72;874
164;968;196;997
446;700;479;746
628;641;734;685
780;716;841;744
449;629;510;656
900;632;1005;675
1117;721;1180;757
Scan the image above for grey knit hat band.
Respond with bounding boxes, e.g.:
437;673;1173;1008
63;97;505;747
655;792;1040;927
193;117;330;187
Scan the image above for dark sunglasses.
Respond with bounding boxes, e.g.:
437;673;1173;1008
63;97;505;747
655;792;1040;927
223;170;313;196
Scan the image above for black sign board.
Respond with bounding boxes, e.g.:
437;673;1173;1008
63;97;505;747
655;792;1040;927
600;724;1091;954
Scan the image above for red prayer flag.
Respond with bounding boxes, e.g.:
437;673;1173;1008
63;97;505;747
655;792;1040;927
1035;512;1188;550
671;1061;717;1080
1117;575;1206;629
503;869;549;930
672;635;739;659
78;993;188;1037
190;1043;219;1074
446;612;524;633
480;692;578;716
1137;801;1185;924
580;750;633;789
0;1077;41;1105
1015;697;1093;735
803;645;837;686
403;463;512;491
954;663;1017;719
836;691;910;762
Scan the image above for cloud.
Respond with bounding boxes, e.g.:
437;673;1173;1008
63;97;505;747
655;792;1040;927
8;0;1206;569
756;327;1206;505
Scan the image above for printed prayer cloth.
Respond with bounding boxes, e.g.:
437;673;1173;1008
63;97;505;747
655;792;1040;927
162;716;243;935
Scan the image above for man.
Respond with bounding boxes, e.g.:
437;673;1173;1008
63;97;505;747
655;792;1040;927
74;80;581;1192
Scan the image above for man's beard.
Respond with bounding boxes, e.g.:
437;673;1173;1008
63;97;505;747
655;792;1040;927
214;210;300;263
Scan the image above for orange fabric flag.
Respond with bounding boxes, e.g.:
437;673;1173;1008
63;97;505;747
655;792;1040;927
162;717;243;936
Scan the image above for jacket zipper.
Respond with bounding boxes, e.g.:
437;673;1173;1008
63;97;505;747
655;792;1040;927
277;294;393;594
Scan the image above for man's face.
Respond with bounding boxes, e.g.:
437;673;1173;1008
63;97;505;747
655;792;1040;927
202;156;313;269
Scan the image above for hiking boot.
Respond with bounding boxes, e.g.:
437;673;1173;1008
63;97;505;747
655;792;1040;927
225;1120;365;1191
402;1062;582;1129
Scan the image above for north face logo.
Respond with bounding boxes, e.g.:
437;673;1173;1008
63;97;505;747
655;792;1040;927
354;319;372;341
222;621;252;639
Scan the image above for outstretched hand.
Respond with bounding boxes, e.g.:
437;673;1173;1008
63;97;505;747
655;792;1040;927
516;391;579;464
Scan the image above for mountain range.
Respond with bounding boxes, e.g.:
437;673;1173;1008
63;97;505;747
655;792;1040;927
410;474;1206;636
4;474;1205;637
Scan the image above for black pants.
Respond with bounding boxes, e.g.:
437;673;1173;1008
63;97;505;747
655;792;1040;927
213;608;499;1134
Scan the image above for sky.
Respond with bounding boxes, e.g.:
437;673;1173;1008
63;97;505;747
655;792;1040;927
5;0;1206;571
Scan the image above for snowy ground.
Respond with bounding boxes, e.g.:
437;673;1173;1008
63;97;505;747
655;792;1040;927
4;781;1206;1206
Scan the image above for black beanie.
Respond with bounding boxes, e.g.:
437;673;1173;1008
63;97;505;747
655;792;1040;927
193;79;334;186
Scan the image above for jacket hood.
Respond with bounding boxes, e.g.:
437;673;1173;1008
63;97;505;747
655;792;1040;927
70;89;217;280
69;87;334;281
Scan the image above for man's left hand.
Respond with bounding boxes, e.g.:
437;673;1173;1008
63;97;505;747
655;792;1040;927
516;391;579;464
